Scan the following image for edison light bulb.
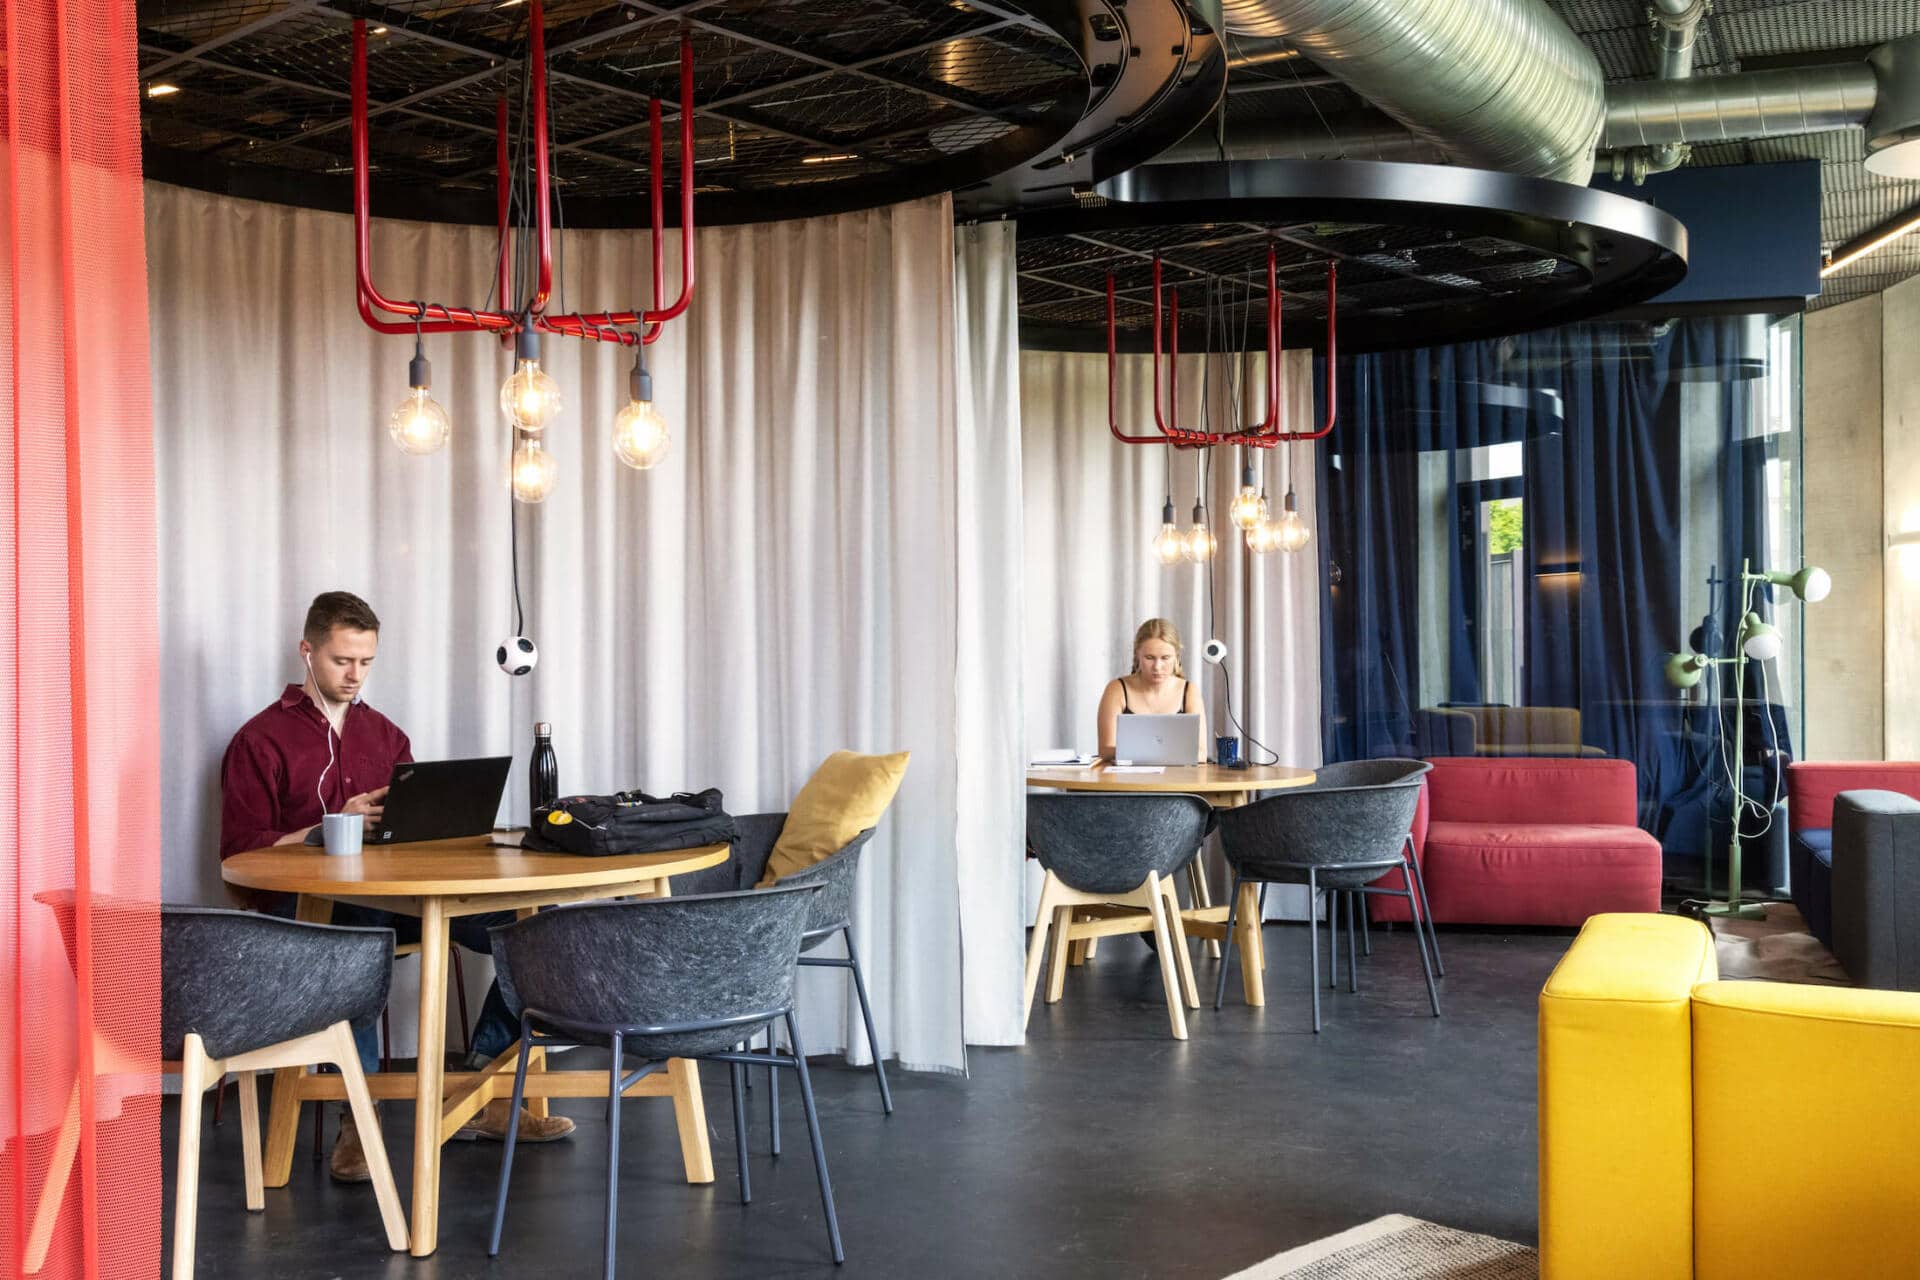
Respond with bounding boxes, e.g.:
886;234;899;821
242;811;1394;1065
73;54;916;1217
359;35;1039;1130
501;358;563;432
1230;466;1267;531
1152;500;1183;565
1273;494;1311;553
1246;515;1281;554
1183;500;1216;564
390;387;451;455
511;440;558;503
612;357;670;469
613;398;670;469
390;340;450;455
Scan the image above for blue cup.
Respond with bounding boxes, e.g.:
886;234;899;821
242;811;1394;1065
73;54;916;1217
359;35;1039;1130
1215;736;1241;768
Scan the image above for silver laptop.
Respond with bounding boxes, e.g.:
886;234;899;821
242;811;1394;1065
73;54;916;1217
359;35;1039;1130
1114;714;1202;766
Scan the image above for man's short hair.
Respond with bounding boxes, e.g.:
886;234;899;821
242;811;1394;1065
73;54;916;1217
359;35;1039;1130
303;591;381;647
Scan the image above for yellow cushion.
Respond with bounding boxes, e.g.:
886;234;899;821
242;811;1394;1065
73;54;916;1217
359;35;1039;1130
1692;980;1920;1280
1538;913;1715;1280
757;750;909;887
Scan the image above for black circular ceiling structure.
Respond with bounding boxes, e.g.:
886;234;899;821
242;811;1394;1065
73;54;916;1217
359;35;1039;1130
1014;159;1691;354
136;0;1103;226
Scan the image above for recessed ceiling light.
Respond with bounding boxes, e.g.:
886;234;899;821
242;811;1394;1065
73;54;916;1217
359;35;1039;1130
146;83;180;97
370;24;387;34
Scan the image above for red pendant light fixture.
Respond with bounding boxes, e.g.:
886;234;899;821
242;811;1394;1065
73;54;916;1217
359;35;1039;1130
352;0;697;494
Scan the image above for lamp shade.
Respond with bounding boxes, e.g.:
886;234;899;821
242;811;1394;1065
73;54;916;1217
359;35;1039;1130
1739;612;1782;662
1761;564;1832;603
1663;651;1707;689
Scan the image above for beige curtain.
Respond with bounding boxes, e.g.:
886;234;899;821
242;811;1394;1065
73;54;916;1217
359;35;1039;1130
147;182;1019;1071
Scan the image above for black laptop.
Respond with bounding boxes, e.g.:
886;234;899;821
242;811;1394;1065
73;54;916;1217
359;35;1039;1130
305;756;513;846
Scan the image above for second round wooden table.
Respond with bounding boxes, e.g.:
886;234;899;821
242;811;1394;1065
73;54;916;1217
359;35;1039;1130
1024;763;1317;1005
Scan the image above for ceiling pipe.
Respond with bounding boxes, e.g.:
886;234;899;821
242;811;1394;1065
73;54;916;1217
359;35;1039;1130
1209;0;1606;182
1618;0;1709;183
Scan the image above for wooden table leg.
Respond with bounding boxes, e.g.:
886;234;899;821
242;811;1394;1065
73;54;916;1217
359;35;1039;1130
1186;858;1221;961
665;1057;715;1183
264;894;331;1186
409;896;450;1257
1235;880;1266;1007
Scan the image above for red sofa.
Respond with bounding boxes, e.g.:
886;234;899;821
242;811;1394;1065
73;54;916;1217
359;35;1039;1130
1373;757;1663;927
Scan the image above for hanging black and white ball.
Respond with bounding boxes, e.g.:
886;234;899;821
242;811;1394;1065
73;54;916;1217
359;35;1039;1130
496;635;539;676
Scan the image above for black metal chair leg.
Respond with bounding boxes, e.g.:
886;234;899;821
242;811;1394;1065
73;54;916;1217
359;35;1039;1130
1407;886;1441;1017
1401;870;1437;982
1406;837;1445;977
768;1024;781;1157
1328;882;1341;989
1307;868;1322;1033
729;1060;751;1204
1345;892;1358;993
1360;894;1372;956
842;928;893;1115
784;1012;845;1264
603;1031;624;1280
1214;870;1243;1010
488;1017;536;1257
452;948;472;1055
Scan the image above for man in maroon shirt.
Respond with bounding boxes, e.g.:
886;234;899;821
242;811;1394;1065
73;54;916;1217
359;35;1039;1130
220;591;573;1182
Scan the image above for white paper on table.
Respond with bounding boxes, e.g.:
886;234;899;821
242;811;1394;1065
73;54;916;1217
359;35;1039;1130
1029;749;1096;766
1104;765;1166;774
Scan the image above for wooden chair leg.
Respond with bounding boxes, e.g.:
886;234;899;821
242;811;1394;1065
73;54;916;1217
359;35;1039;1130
1045;905;1074;1004
1021;874;1061;1026
1160;877;1201;1009
173;1036;210;1280
328;1023;410;1252
22;1078;82;1274
1144;873;1188;1040
236;1071;264;1212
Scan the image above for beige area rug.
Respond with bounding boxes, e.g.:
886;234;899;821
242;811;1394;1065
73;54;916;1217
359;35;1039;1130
1223;1215;1536;1280
1707;900;1850;985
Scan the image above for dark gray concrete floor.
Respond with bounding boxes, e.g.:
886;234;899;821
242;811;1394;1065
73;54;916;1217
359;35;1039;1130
170;923;1570;1279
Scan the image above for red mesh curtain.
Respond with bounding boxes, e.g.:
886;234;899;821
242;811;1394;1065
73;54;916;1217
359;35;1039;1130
1;0;163;1274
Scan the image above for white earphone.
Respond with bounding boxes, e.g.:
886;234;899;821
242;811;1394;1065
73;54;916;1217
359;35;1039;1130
305;650;337;816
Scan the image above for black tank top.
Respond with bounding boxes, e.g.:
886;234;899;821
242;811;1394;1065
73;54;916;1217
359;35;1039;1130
1120;678;1188;715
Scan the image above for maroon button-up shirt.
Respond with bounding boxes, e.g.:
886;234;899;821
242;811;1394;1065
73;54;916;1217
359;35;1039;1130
219;684;413;861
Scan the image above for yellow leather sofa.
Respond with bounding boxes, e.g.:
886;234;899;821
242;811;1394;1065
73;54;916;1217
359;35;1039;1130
1538;913;1920;1279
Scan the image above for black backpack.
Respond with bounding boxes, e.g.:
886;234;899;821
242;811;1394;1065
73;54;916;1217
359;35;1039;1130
521;787;737;857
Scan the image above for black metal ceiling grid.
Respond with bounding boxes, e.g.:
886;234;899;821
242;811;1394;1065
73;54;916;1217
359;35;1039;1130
136;0;1085;217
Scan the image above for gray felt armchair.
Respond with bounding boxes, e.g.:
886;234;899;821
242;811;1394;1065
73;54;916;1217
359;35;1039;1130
1831;789;1920;991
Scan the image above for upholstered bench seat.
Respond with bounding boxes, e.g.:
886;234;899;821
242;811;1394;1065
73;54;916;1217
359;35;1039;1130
1422;820;1664;927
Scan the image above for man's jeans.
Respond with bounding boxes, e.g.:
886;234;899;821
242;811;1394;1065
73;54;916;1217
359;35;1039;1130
323;904;520;1076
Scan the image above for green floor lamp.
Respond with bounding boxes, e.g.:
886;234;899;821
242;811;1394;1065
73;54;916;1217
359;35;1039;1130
1664;558;1831;919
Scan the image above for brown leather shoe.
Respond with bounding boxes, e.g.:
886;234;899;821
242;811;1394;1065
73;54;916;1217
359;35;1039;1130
454;1098;576;1143
329;1115;372;1183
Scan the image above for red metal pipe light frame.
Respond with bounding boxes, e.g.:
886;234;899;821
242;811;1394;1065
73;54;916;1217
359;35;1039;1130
1105;253;1337;447
353;1;695;348
537;37;696;348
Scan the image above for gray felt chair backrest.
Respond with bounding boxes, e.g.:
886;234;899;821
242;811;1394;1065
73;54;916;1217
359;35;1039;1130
771;829;876;945
160;906;394;1061
1218;759;1431;890
489;885;821;1060
1026;793;1211;895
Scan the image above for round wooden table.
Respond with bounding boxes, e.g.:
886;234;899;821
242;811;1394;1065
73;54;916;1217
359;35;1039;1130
222;835;729;1258
1025;762;1318;1007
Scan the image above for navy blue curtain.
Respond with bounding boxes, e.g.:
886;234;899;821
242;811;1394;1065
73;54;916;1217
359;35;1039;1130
1315;317;1792;874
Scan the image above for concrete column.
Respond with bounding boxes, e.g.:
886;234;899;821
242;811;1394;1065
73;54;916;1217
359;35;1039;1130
1884;279;1920;758
1802;296;1886;759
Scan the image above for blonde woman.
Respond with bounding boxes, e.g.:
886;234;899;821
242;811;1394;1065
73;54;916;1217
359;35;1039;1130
1097;618;1208;762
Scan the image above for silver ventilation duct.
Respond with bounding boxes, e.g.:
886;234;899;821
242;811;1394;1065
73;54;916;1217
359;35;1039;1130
1213;0;1605;183
1600;64;1879;151
1186;3;1919;192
